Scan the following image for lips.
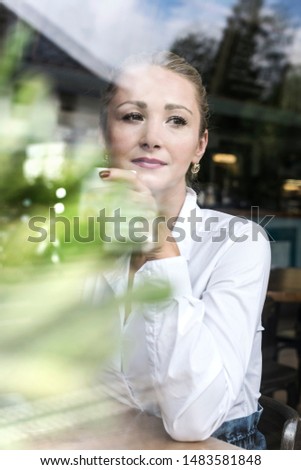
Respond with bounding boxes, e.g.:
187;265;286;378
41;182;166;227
131;157;167;169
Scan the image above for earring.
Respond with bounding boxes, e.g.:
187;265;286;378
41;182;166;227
191;163;200;174
104;154;109;163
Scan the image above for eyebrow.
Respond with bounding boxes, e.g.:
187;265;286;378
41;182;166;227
165;103;193;115
116;101;193;115
116;100;147;109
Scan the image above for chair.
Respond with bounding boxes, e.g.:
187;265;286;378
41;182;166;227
260;297;299;408
276;304;301;397
258;395;301;449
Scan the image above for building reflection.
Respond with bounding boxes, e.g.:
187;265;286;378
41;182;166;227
1;0;301;273
1;0;301;447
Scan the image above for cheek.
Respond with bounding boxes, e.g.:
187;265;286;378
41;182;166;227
171;133;199;157
107;128;125;153
107;124;138;154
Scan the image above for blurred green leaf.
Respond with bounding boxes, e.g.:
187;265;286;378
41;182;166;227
0;22;170;449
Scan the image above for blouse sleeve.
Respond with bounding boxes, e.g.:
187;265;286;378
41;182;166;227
135;223;271;441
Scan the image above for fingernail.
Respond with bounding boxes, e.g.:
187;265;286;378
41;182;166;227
130;170;137;174
99;170;110;179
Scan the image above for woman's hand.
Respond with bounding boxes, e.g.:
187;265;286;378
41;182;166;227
99;167;157;218
145;219;180;260
99;168;180;262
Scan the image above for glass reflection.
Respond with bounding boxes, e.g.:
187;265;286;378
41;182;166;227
1;0;301;448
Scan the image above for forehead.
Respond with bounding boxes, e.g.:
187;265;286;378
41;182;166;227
112;64;199;108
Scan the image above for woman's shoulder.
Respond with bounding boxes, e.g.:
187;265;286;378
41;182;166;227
193;207;271;275
183;191;270;248
191;206;271;259
197;206;266;235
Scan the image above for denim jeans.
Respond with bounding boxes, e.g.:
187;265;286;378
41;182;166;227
211;405;266;450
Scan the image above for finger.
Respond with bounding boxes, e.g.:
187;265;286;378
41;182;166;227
98;167;151;194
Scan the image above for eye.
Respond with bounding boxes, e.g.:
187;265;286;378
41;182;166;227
167;115;188;126
122;112;144;122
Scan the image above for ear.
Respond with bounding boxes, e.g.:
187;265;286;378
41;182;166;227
192;130;208;164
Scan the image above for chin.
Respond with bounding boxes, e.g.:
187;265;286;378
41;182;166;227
137;173;165;192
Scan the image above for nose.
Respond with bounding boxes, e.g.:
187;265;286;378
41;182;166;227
139;119;162;151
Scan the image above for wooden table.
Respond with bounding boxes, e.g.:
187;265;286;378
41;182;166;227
90;408;239;450
267;268;301;303
29;402;239;450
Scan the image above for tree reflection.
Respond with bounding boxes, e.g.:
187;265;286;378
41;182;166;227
171;0;301;210
281;65;301;112
171;32;218;88
172;0;295;105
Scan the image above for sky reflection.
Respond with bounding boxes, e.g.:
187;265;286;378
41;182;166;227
3;0;301;77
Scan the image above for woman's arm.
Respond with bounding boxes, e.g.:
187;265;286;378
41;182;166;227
135;223;271;441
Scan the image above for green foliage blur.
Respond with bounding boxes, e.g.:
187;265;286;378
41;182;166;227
0;24;170;448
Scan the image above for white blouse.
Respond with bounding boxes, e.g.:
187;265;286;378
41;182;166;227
97;188;271;441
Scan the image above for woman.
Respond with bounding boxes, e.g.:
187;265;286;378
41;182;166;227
98;52;270;449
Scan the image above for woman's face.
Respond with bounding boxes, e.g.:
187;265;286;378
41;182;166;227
106;64;208;199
